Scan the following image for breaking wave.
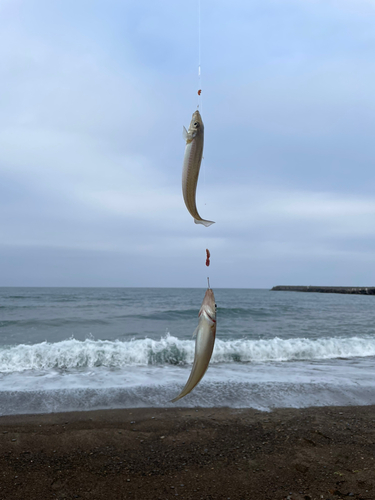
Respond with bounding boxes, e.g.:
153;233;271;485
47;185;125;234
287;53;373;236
0;334;374;373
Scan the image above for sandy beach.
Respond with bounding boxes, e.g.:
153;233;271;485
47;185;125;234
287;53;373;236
0;406;374;500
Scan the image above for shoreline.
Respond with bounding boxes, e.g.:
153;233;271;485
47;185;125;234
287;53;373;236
1;405;374;500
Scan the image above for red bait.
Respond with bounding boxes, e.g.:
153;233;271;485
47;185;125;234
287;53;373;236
206;249;210;267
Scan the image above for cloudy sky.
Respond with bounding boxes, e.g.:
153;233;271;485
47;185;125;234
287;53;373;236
1;0;375;288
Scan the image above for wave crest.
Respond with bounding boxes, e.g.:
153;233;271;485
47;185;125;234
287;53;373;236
0;334;374;373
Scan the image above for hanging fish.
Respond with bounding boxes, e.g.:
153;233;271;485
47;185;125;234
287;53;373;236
171;287;216;402
182;110;215;227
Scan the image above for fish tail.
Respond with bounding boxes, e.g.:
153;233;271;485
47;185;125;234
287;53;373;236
194;218;215;227
170;395;182;403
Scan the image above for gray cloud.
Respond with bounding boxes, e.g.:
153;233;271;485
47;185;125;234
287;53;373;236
1;0;375;287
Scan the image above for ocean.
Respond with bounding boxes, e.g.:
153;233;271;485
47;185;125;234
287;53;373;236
0;287;374;416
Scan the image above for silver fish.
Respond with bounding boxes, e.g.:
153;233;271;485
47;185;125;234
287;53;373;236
182;110;215;227
171;288;216;402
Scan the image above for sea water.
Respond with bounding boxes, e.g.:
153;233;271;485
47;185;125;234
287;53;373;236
0;287;374;415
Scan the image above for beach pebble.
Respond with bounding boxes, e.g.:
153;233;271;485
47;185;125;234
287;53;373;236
295;463;309;473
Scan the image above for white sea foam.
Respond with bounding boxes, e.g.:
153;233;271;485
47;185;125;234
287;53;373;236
1;360;375;415
0;334;374;373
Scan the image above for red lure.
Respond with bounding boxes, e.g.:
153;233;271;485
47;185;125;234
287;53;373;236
206;249;210;267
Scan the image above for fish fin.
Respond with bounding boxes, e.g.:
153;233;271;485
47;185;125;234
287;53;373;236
192;325;199;337
194;219;215;227
183;126;195;143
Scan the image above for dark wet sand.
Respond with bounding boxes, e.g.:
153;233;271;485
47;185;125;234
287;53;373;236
0;405;374;500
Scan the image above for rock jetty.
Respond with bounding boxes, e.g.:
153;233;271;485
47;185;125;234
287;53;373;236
271;286;375;295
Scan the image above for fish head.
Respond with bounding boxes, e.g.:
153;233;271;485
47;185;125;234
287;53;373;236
199;288;216;327
189;110;204;137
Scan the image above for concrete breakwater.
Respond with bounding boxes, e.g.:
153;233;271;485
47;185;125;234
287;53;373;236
271;286;375;295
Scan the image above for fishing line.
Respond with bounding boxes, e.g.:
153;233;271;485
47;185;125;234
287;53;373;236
198;0;202;112
197;0;206;200
197;0;211;283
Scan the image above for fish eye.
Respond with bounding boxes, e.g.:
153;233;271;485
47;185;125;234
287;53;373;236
215;303;217;309
194;122;199;127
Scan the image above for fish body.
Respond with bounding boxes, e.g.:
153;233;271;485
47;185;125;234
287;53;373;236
182;110;215;227
171;288;216;402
